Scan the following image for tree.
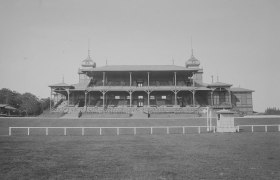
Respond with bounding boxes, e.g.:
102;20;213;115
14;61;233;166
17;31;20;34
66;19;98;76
0;88;53;116
19;93;41;115
264;107;280;115
0;88;22;108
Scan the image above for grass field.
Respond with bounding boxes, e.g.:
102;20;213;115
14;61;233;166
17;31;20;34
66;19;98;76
0;117;213;136
1;117;280;136
0;133;280;179
1;117;280;179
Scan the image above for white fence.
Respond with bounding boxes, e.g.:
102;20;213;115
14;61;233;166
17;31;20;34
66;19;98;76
237;124;280;132
8;126;216;136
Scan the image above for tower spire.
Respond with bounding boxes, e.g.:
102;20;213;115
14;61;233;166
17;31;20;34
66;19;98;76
88;39;91;58
191;37;194;57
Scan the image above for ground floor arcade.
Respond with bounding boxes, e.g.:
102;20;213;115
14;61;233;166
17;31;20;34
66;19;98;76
50;88;233;110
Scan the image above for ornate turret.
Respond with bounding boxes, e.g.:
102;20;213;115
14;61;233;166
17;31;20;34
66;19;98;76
81;49;96;68
185;49;200;68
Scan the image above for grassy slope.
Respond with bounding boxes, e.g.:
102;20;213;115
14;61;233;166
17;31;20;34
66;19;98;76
0;133;279;179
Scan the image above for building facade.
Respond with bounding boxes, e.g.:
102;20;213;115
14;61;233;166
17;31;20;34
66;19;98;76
49;50;254;115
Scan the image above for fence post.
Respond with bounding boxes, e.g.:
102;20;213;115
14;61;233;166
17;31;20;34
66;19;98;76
198;126;201;134
251;126;254;133
134;128;136;135
9;127;11;136
64;128;66;136
117;128;119;135
237;126;240;132
151;127;153;135
82;128;84;136
167;127;169;134
278;125;280;132
182;127;185;134
213;126;216;133
46;128;48;136
100;128;102;135
265;125;267;133
28;128;30;136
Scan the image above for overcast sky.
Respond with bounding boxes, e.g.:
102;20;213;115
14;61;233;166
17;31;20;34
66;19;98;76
0;0;279;112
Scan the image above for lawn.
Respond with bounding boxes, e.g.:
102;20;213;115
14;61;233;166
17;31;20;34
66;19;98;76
1;117;280;136
0;133;280;179
0;117;212;136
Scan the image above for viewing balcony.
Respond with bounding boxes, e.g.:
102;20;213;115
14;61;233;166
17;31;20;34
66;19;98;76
212;104;232;109
87;85;196;92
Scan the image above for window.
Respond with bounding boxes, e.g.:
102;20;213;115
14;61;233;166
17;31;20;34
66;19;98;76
150;96;155;100
162;96;166;99
241;94;247;105
137;83;143;87
115;96;120;99
126;96;130;99
138;96;143;99
100;96;103;99
138;101;143;107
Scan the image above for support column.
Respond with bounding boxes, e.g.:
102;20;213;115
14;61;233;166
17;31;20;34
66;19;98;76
147;72;150;87
103;72;105;86
192;90;196;106
129;91;132;107
67;89;70;106
174;91;177;105
102;91;106;108
88;92;90;106
147;91;150;107
84;91;88;107
174;72;177;87
228;90;232;106
192;73;195;87
50;88;52;112
210;91;213;106
129;72;132;87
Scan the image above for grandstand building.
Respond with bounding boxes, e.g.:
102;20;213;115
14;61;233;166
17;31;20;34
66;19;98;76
49;49;254;116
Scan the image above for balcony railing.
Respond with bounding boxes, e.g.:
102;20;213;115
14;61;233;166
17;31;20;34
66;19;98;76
212;104;232;109
87;85;196;92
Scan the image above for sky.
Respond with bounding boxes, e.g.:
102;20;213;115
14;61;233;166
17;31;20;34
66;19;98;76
0;0;279;112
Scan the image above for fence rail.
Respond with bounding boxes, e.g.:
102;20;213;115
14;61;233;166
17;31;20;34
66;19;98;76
237;125;280;132
9;124;280;136
8;126;216;136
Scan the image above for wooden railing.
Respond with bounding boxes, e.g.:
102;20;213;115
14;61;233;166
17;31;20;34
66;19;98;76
237;124;280;132
9;126;216;136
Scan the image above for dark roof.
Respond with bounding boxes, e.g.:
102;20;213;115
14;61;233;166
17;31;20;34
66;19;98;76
207;82;232;87
49;82;74;88
196;87;211;91
81;65;200;72
0;104;17;110
230;87;254;92
71;79;91;90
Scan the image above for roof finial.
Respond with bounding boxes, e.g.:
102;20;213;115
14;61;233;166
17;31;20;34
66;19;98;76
217;75;219;82
191;37;194;57
106;58;108;66
172;56;174;65
62;75;64;83
88;39;91;58
211;75;214;83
